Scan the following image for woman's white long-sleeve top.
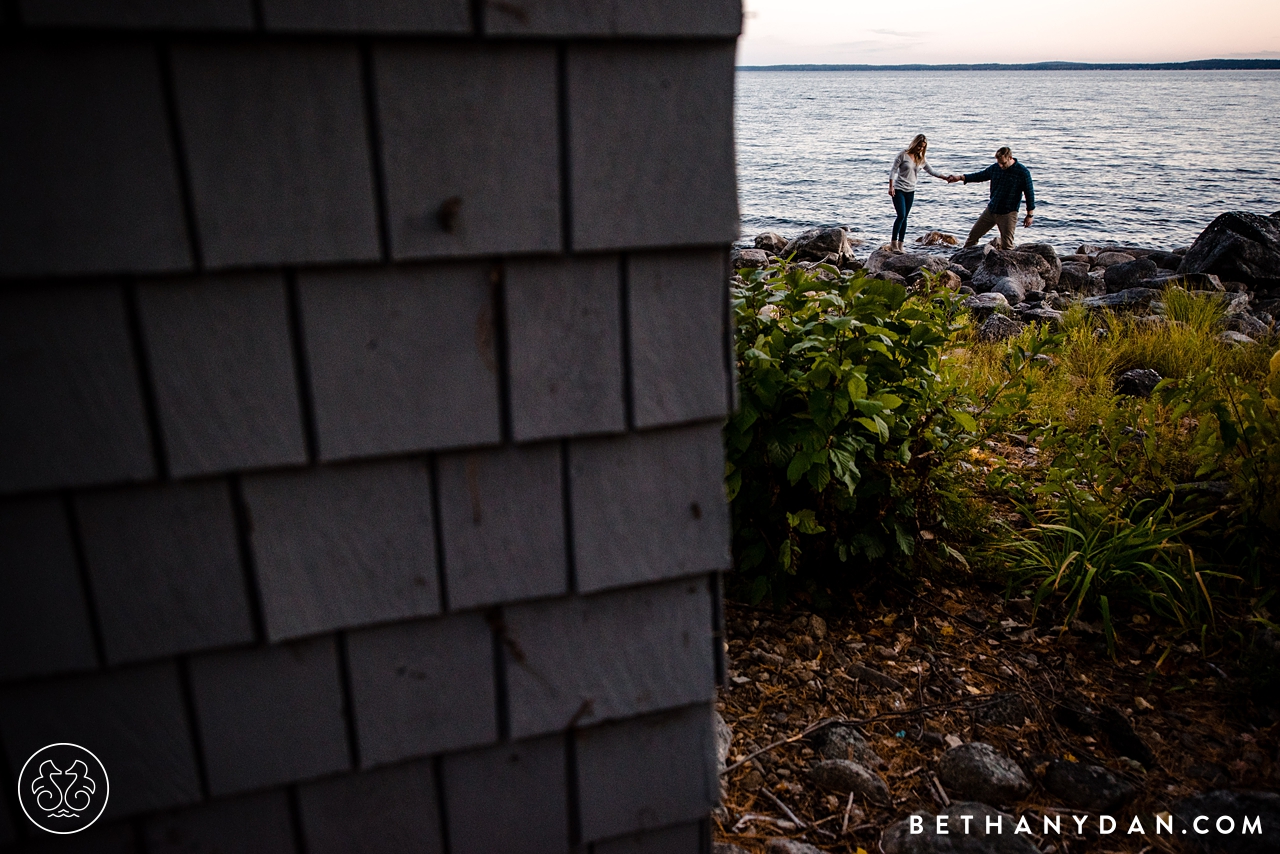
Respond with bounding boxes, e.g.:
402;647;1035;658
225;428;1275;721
889;150;946;192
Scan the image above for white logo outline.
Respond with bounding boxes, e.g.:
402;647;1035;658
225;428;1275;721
17;743;109;835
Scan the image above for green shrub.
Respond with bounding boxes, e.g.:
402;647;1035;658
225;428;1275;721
725;261;974;603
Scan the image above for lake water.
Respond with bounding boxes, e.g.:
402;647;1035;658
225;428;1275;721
735;70;1280;253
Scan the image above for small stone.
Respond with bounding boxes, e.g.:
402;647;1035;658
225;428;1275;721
1095;250;1136;266
1042;760;1136;811
809;759;890;803
1115;368;1162;397
936;742;1032;805
808;613;828;640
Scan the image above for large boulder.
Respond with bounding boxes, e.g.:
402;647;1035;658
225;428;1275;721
1147;249;1184;270
881;252;951;278
972;250;1052;304
962;292;1011;320
755;232;788;253
881;803;1040;854
1104;257;1158;292
949;244;992;273
1225;313;1271;338
783;227;850;262
936;743;1032;806
1179;211;1280;290
1058;263;1103;295
1019;243;1062;290
731;248;771;269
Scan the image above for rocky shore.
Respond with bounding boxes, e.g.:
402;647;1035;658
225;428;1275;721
731;210;1280;347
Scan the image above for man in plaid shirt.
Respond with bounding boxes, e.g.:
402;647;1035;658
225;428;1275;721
948;146;1036;249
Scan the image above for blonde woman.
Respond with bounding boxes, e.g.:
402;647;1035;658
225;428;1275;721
888;134;948;251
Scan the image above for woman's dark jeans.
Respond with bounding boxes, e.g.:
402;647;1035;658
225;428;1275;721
891;189;915;243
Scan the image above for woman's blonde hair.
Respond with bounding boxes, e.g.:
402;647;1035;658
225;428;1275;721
906;134;928;163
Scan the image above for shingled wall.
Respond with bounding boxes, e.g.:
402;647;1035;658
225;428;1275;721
0;1;741;850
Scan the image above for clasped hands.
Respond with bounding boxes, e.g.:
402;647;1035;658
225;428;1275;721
944;175;962;183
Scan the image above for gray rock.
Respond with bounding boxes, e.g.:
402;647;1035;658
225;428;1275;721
1179;211;1280;290
881;803;1040;854
936;742;1032;805
1015;305;1063;329
1058;263;1103;295
714;710;733;775
1042;760;1135;812
1139;272;1223;291
950;244;993;273
1095;250;1136;266
1147;249;1184;269
783;227;850;262
1019;243;1061;289
809;759;890;802
1115;368;1162;397
972;250;1052;304
872;249;950;277
813;724;885;769
1225;313;1271;338
976;314;1025;342
1061;253;1091;265
874;270;908;287
1081;287;1161;312
1217;330;1257;346
1171;790;1280;854
1193;290;1251;314
731;248;771;269
715;844;753;854
755;231;788;253
957;285;975;296
767;841;826;854
1104;257;1159;292
966;293;1012;319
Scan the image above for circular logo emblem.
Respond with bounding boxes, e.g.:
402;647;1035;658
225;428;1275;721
17;744;109;834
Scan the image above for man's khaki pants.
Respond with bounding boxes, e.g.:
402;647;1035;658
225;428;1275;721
964;209;1018;249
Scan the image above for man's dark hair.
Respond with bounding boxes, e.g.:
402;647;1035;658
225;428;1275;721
995;146;1012;158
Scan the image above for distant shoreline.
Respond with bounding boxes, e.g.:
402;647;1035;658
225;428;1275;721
737;59;1280;72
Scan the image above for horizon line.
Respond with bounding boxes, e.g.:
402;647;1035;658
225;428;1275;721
736;58;1280;71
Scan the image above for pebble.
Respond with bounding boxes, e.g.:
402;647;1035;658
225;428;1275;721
936;742;1032;805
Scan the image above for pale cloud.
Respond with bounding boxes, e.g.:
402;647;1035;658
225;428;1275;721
740;0;1280;65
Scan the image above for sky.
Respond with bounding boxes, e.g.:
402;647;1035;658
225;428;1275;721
739;0;1280;65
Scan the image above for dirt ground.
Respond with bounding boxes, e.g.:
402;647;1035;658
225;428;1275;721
714;581;1280;853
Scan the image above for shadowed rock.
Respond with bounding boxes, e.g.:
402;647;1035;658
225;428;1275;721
1042;760;1135;812
809;759;890;802
1115;368;1162;397
936;742;1032;806
1179;211;1280;290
